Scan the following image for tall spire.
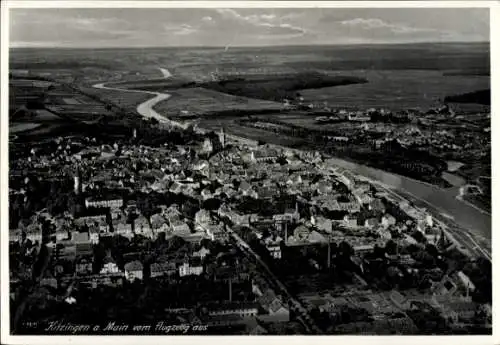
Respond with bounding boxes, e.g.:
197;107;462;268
74;167;82;195
219;127;225;149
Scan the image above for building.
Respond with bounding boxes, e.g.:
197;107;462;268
195;209;212;230
171;220;191;237
207;302;258;318
292;225;310;242
258;289;290;322
54;241;77;261
74;208;109;232
343;214;359;228
74;232;93;257
124;260;144;281
226;210;251;227
75;257;93;276
218;127;226;149
22;229;43;244
113;220;133;239
151;214;169;234
200;188;212;200
74;168;83;195
338;200;361;213
169;181;184;194
40;276;58;289
377;227;392;241
313;216;333;233
435;299;479;324
354;192;372;205
150;262;177;278
100;254;122;275
200;138;213;155
206;223;228;242
72;231;90;244
456;271;476;294
89;227;100;244
85;197;123;209
267;299;290;320
338;172;356;188
55;229;70;242
134;215;153;238
264;235;283;259
273;203;300;224
238;181;252;195
286;173;303;186
179;260;203;277
249;149;279;163
353;244;375;256
381;214;396;228
364;218;380;228
315;181;333;195
193;246;211;260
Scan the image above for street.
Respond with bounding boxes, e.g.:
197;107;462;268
222;223;323;334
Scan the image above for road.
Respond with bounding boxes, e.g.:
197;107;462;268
189;209;320;333
223;224;323;334
93;68;491;262
322;157;491;238
363;177;491;261
88;69;491;336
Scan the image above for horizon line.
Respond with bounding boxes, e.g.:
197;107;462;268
9;40;490;50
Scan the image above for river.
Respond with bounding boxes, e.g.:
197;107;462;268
93;76;186;130
92;69;491;241
324;157;490;238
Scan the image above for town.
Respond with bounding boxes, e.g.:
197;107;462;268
9;115;492;335
237;98;490;204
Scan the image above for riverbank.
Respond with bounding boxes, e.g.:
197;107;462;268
92;69;491;242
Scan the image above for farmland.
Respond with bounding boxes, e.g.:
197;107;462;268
153;87;283;118
80;86;154;114
297;69;490;112
198;72;367;103
9;123;43;134
8;75;140;140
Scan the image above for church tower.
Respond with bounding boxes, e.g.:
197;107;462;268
219;127;226;149
74;168;83;195
73;167;85;216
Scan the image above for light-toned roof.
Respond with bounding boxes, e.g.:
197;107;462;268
124;260;143;271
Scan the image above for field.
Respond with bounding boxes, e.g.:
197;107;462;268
280;42;489;73
10;47;168;85
10;43;490;138
105;76;194;91
297;69;490;111
153;87;283;117
9;123;42;134
198;73;367;103
80;87;154;113
262;114;357;131
199;118;306;147
10;43;489;110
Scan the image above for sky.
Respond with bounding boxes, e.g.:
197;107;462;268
10;8;489;48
